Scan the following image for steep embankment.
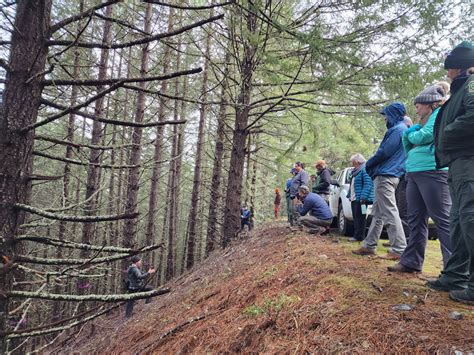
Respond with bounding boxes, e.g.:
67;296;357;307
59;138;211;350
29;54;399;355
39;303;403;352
56;223;473;353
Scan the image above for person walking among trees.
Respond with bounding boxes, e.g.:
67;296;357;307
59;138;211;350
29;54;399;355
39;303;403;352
313;160;335;203
296;185;333;236
274;188;282;219
427;41;474;305
347;153;374;242
285;168;296;224
125;255;156;318
388;82;452;273
353;102;408;260
289;162;309;227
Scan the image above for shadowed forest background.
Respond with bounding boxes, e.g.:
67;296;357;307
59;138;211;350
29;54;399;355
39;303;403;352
0;0;472;352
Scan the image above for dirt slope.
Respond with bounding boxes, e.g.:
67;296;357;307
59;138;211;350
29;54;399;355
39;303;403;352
56;223;474;353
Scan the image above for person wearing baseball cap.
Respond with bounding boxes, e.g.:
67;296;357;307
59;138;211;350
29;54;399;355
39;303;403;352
296;185;333;236
428;41;474;305
125;255;156;317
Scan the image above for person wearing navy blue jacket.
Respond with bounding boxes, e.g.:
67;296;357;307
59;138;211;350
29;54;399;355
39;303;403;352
347;153;374;242
353;102;408;259
296;185;333;235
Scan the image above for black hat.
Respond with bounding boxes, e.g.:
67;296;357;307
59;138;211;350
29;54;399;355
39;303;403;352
131;255;141;263
444;41;474;69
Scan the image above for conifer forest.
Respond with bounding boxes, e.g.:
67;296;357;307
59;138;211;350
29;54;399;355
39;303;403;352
0;0;472;353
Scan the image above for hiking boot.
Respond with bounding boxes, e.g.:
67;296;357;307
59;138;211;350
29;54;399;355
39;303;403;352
321;226;331;235
387;262;419;273
352;247;376;256
449;290;474;305
382;242;391;247
383;252;402;260
308;228;323;236
426;279;466;292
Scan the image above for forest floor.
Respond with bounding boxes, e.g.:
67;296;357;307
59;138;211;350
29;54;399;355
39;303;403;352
54;222;473;353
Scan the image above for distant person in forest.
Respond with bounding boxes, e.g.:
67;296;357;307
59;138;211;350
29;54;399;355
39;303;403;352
274;188;282;219
427;41;474;305
353;102;407;260
313;160;335;203
289;162;309;227
285;168;297;225
296;185;333;235
240;205;252;231
125;255;156;318
310;174;317;193
347;153;374;242
388;82;452;274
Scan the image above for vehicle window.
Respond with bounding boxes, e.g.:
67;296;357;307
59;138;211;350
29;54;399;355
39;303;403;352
345;168;352;184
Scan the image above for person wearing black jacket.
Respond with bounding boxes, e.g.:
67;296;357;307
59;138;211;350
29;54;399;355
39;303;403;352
428;41;474;305
313;160;335;203
125;255;156;318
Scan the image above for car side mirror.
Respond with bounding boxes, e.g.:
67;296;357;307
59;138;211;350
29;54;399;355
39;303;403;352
331;179;340;187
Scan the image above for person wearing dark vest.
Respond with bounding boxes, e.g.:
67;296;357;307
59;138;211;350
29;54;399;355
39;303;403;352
125;255;156;318
428;41;474;305
313;160;335;203
289;162;309;227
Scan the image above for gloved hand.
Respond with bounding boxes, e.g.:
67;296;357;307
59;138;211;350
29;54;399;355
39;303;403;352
404;124;421;135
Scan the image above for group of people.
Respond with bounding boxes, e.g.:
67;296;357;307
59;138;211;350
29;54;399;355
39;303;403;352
281;41;474;306
124;41;474;318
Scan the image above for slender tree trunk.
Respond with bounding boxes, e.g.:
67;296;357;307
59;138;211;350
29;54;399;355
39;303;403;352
165;67;188;282
222;8;257;247
186;21;212;269
122;4;153;256
145;8;175;267
81;4;114;250
0;1;52;353
206;52;230;256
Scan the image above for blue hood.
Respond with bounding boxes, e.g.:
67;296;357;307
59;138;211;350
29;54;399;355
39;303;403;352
382;102;406;128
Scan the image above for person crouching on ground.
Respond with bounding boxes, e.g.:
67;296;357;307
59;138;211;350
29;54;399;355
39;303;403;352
347;153;374;242
295;185;333;236
388;82;452;274
125;255;156;318
428;41;474;305
353;102;408;260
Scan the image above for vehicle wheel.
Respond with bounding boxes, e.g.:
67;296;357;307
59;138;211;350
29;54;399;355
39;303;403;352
337;203;353;236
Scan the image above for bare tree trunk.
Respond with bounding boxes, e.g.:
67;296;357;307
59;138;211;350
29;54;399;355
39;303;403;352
122;3;153;257
206;52;230;256
222;7;257;248
0;1;52;353
145;8;175;267
186;20;212;269
81;4;114;250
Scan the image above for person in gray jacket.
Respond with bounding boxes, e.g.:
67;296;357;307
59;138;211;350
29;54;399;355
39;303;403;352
125;255;156;318
289;162;309;227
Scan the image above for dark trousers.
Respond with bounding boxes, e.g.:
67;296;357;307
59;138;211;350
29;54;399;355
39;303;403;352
241;219;252;231
437;158;474;294
351;200;367;241
400;171;452;271
125;285;153;318
395;174;410;240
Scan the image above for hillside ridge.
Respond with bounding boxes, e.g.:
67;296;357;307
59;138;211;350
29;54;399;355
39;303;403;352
54;223;474;353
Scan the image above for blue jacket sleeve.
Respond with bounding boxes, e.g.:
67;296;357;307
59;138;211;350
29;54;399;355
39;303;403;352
298;199;310;216
408;119;435;146
360;171;373;201
366;128;401;169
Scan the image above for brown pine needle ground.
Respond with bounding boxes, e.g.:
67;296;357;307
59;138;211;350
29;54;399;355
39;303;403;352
56;222;474;353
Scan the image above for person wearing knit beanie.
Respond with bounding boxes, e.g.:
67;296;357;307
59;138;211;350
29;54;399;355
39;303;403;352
388;81;451;275
444;41;474;70
429;40;474;305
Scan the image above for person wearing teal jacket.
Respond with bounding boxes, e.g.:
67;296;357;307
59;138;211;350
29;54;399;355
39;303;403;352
429;41;474;305
388;83;452;274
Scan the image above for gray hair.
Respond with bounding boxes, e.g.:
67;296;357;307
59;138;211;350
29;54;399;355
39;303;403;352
350;153;366;164
298;185;310;195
